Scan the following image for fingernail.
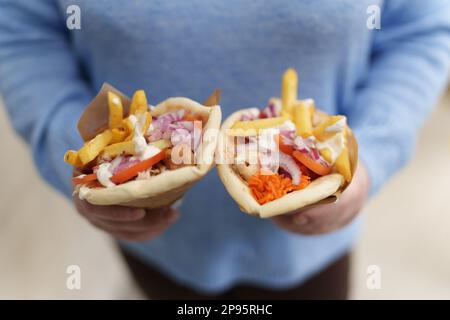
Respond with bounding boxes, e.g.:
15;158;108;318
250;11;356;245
295;216;308;226
133;209;146;218
126;208;145;220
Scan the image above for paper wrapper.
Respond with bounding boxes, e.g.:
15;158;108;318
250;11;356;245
217;106;358;218
74;84;222;209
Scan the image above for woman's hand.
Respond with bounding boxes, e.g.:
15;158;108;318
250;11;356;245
73;195;179;241
272;163;370;235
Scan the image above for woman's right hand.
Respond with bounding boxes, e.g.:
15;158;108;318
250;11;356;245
73;195;179;241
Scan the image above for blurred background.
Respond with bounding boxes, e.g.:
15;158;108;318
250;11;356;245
0;88;449;299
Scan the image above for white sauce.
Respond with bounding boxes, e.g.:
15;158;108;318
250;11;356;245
244;108;260;119
109;155;123;173
133;136;161;160
96;162;115;187
325;117;346;134
145;122;154;136
129;114;161;161
316;132;345;163
268;97;282;112
278;120;296;132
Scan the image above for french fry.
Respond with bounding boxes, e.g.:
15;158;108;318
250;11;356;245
280;110;293;120
231;117;286;131
129;90;149;115
142;112;152;134
64;150;83;167
319;147;333;164
107;91;124;129
125;112;152;141
281;68;298;115
293;101;313;138
149;139;172;149
78;130;113;165
303;99;315;119
121;117;134;132
110;127;128;143
103;140;135;158
109;117;134;143
335;147;352;182
317;130;352;181
313;115;346;141
120;116;136;142
227;128;259;137
102;139;171;158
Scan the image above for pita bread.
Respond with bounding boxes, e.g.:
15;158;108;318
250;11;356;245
76;97;222;209
217;108;357;218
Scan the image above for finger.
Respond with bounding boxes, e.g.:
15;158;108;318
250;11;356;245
273;216;329;235
292;200;359;233
74;196;146;222
294;201;341;221
272;210;334;235
93;208;179;233
291;210;354;235
102;211;179;241
272;214;296;230
272;201;338;228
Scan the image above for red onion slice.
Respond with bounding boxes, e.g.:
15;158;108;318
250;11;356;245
279;152;302;185
171;128;191;146
260;102;280;118
178;121;194;131
192;121;202;151
148;129;163;142
311;148;320;160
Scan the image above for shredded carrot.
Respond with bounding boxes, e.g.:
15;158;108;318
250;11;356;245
293;174;311;190
248;171;311;205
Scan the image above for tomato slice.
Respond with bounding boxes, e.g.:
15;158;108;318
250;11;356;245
274;134;294;155
292;150;331;176
111;150;166;184
72;173;98;186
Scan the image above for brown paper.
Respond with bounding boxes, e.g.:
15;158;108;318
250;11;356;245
78;83;131;141
203;89;221;107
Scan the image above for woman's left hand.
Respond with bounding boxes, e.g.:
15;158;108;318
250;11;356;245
272;163;370;235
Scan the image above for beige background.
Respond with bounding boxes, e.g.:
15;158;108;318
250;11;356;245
0;90;449;299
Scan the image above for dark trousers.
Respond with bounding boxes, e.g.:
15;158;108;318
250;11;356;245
121;249;350;299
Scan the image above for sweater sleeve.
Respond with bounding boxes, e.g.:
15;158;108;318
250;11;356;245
0;0;93;197
342;0;450;195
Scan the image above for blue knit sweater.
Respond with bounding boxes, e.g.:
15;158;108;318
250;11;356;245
1;0;449;292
